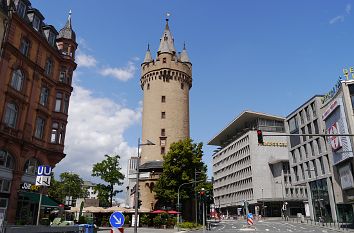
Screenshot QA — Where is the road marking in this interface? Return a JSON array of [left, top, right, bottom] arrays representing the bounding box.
[[265, 229, 269, 231]]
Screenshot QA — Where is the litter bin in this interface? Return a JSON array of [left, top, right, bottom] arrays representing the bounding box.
[[79, 224, 94, 233]]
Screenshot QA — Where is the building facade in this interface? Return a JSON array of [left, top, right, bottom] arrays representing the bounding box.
[[0, 0, 77, 224], [0, 0, 7, 53], [209, 111, 306, 218], [320, 77, 354, 222], [138, 18, 192, 210], [285, 95, 341, 222]]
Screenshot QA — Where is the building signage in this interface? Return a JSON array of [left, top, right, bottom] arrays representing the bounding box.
[[338, 164, 354, 190], [21, 182, 40, 192], [261, 142, 287, 147], [323, 98, 353, 165], [35, 166, 52, 186], [321, 78, 342, 105], [328, 122, 342, 151], [342, 67, 354, 80], [322, 99, 339, 120]]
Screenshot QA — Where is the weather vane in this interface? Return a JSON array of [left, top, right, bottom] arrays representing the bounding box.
[[166, 12, 171, 21]]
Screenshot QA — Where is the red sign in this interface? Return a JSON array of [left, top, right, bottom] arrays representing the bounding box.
[[328, 122, 342, 151]]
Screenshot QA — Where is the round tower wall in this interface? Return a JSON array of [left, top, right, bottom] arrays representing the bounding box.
[[140, 54, 191, 163]]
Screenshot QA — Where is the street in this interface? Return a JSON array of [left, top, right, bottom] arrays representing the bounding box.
[[98, 219, 352, 233]]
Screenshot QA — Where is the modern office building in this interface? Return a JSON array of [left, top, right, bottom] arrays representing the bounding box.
[[285, 95, 342, 222], [209, 111, 306, 217], [0, 0, 77, 224], [320, 76, 354, 222], [138, 18, 192, 210]]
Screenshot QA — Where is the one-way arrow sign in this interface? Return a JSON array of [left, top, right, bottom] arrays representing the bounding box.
[[110, 211, 124, 228]]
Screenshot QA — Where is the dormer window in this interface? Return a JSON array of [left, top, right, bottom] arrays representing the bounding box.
[[33, 15, 41, 31], [17, 1, 26, 18], [48, 31, 56, 46]]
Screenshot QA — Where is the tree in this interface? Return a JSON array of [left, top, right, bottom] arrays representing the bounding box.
[[47, 172, 88, 204], [92, 155, 125, 207], [154, 138, 207, 208]]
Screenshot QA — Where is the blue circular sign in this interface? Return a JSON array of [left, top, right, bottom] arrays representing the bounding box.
[[247, 213, 253, 219], [110, 211, 125, 228]]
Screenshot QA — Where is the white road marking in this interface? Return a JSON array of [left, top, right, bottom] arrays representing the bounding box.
[[265, 229, 269, 231]]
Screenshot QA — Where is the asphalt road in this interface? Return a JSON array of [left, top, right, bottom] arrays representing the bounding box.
[[100, 219, 351, 233], [204, 219, 345, 233]]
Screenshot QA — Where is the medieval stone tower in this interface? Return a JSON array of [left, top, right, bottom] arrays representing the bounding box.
[[139, 18, 192, 210]]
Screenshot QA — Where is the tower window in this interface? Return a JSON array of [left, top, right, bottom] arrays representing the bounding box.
[[163, 58, 166, 63], [160, 139, 166, 146], [161, 112, 166, 119], [161, 129, 165, 136], [161, 147, 165, 155], [147, 83, 150, 90], [181, 83, 184, 89], [161, 96, 166, 103]]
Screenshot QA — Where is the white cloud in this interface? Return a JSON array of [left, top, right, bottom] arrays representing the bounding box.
[[329, 4, 352, 24], [329, 15, 345, 24], [54, 84, 141, 188], [99, 62, 136, 81], [346, 4, 351, 15], [76, 53, 97, 68]]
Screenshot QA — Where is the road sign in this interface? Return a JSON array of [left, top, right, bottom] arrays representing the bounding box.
[[110, 211, 125, 228], [37, 166, 52, 176], [35, 176, 51, 186], [247, 213, 253, 219], [247, 213, 254, 225]]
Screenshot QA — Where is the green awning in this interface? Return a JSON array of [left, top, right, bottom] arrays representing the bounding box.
[[19, 192, 59, 207]]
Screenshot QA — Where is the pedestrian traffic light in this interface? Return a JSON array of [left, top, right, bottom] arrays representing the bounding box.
[[138, 200, 142, 208], [257, 130, 263, 145]]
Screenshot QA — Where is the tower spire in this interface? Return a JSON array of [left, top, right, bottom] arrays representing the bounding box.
[[143, 43, 153, 63], [158, 15, 176, 55], [58, 10, 76, 41]]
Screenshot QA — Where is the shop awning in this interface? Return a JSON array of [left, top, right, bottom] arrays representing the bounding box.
[[19, 192, 59, 207]]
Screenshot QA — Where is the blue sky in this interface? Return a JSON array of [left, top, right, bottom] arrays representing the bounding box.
[[32, 0, 354, 200]]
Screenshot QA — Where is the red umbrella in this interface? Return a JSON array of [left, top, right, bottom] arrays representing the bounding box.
[[167, 210, 181, 214], [151, 210, 167, 214]]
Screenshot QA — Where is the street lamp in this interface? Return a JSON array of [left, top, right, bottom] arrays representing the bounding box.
[[275, 180, 285, 219], [134, 138, 155, 233]]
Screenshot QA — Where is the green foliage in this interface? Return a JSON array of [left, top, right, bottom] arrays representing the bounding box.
[[140, 214, 150, 226], [153, 214, 163, 227], [47, 172, 88, 203], [94, 184, 111, 207], [154, 138, 207, 207], [92, 155, 125, 207], [177, 221, 201, 229], [167, 216, 177, 227], [124, 215, 130, 225], [78, 216, 87, 224]]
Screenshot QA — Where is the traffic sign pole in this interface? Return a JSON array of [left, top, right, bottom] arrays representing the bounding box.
[[36, 187, 43, 226]]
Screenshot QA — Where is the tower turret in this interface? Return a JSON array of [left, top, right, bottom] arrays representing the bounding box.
[[56, 10, 77, 60], [138, 18, 192, 210]]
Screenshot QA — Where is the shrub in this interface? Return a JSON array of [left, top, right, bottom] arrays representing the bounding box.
[[167, 217, 176, 228], [140, 214, 150, 226], [153, 214, 162, 227], [177, 221, 201, 229], [124, 215, 130, 225], [78, 216, 87, 224]]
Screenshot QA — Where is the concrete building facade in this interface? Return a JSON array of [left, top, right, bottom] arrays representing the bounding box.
[[320, 77, 354, 222], [0, 0, 77, 224], [209, 111, 306, 218], [138, 18, 192, 210]]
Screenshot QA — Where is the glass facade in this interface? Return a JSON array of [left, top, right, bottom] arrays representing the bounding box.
[[309, 179, 332, 222]]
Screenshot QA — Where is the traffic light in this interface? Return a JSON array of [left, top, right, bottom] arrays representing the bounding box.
[[200, 189, 205, 202], [138, 200, 142, 208], [257, 130, 264, 145]]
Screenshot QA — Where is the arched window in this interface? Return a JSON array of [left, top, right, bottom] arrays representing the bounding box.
[[0, 150, 14, 169], [4, 102, 18, 128], [23, 158, 40, 175], [10, 69, 24, 91]]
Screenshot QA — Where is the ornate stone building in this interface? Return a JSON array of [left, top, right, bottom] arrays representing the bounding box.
[[0, 0, 77, 224], [138, 18, 192, 210]]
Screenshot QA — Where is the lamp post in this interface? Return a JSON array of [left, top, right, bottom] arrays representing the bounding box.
[[134, 138, 155, 233], [275, 180, 285, 219]]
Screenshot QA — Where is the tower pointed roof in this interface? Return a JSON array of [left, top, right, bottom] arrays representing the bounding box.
[[143, 44, 153, 63], [158, 19, 176, 54], [180, 43, 191, 63], [58, 10, 76, 41]]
